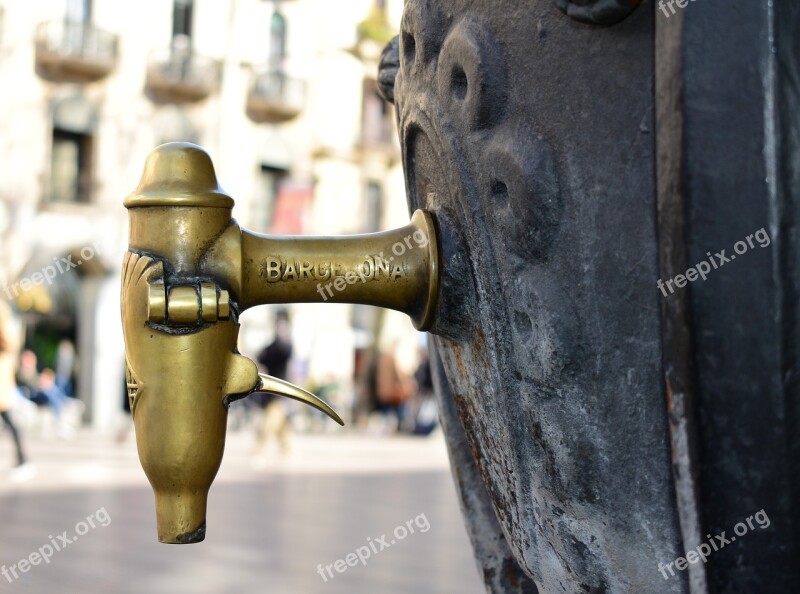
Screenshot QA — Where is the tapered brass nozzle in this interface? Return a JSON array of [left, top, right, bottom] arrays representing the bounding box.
[[121, 143, 439, 543], [155, 491, 208, 544]]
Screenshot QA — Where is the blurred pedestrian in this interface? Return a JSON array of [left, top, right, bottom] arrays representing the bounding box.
[[15, 349, 39, 399], [55, 339, 76, 396], [33, 368, 70, 414], [410, 346, 438, 435], [19, 348, 81, 439], [33, 368, 83, 439], [375, 344, 416, 433], [0, 300, 34, 482], [252, 312, 293, 460]]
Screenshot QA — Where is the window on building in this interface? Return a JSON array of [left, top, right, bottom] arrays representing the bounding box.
[[169, 0, 194, 79], [172, 0, 193, 41], [362, 78, 394, 148], [269, 7, 287, 71], [63, 0, 92, 55], [252, 164, 288, 232], [66, 0, 91, 23], [50, 128, 92, 203], [364, 181, 383, 232]]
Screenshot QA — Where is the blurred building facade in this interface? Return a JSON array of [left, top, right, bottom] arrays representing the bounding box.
[[0, 0, 420, 429]]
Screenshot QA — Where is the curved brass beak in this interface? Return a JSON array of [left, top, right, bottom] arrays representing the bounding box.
[[257, 373, 344, 426]]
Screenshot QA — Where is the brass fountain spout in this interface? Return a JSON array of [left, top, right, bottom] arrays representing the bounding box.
[[121, 143, 439, 543]]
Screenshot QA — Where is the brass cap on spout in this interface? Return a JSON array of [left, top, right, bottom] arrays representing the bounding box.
[[124, 142, 234, 209]]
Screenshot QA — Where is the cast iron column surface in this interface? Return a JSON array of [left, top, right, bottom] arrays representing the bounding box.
[[388, 1, 684, 592], [381, 0, 800, 593]]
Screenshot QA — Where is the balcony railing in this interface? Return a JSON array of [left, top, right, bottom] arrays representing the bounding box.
[[246, 69, 305, 124], [35, 20, 119, 83], [145, 48, 221, 104]]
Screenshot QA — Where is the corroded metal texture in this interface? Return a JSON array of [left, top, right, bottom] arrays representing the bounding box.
[[392, 0, 687, 592], [431, 345, 539, 594]]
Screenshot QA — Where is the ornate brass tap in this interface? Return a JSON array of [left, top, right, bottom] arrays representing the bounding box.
[[121, 143, 439, 544]]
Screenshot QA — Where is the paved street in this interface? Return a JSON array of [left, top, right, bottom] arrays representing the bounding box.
[[0, 426, 484, 594]]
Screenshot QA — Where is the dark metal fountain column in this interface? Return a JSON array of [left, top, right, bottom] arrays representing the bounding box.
[[382, 0, 800, 593], [657, 1, 800, 592]]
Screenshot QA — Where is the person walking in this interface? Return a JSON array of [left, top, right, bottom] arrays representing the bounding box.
[[0, 300, 34, 482], [252, 312, 294, 461], [375, 343, 416, 434]]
